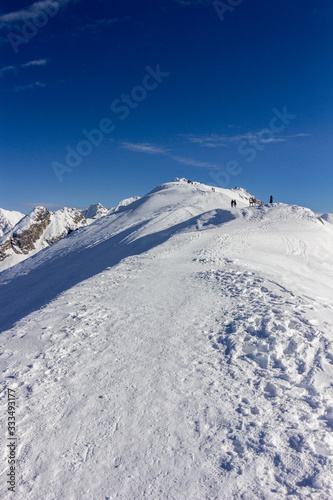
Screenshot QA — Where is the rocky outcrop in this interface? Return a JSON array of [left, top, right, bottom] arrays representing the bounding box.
[[0, 207, 51, 261], [0, 207, 87, 265]]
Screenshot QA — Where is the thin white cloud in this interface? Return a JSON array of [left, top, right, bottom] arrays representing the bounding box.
[[289, 133, 312, 138], [0, 1, 56, 28], [14, 81, 46, 92], [171, 155, 219, 169], [21, 59, 49, 68], [181, 131, 310, 148], [78, 16, 131, 33], [121, 142, 169, 155], [1, 59, 49, 79], [0, 65, 17, 77], [121, 141, 219, 170], [180, 133, 229, 148]]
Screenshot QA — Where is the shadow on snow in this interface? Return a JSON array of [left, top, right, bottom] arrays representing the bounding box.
[[0, 209, 234, 332]]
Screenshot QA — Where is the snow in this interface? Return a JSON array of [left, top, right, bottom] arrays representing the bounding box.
[[7, 206, 48, 236], [0, 180, 333, 499], [320, 213, 333, 225], [0, 207, 86, 272], [0, 208, 24, 238], [108, 196, 141, 214], [82, 203, 109, 222]]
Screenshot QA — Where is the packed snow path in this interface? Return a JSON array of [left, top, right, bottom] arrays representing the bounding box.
[[1, 181, 333, 499]]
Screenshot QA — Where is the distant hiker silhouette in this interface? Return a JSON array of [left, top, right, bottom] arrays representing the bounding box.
[[270, 195, 273, 204]]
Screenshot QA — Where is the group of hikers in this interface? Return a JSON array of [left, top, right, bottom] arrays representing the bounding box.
[[231, 195, 274, 208], [182, 179, 274, 207]]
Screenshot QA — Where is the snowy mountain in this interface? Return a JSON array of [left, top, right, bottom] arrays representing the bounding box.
[[0, 196, 141, 272], [82, 197, 141, 223], [0, 206, 86, 271], [1, 178, 333, 499], [108, 195, 141, 214], [81, 203, 109, 222], [0, 208, 24, 238]]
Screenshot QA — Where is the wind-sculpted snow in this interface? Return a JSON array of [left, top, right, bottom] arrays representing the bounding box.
[[0, 180, 333, 499]]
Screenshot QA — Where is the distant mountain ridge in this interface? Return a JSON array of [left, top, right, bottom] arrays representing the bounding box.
[[0, 206, 86, 269], [0, 196, 141, 272]]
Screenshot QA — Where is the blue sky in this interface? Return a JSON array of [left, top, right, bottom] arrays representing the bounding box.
[[0, 0, 332, 213]]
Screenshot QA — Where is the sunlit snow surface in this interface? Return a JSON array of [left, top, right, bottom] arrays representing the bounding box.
[[1, 180, 333, 499]]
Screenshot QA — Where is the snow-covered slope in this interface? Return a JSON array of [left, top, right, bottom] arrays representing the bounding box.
[[0, 208, 24, 238], [108, 195, 141, 214], [82, 197, 141, 224], [0, 196, 142, 271], [1, 179, 333, 499], [0, 207, 86, 271]]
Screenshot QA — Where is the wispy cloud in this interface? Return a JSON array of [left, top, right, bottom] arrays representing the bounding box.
[[1, 59, 49, 79], [289, 133, 311, 138], [0, 65, 17, 77], [121, 142, 169, 155], [0, 1, 59, 29], [171, 155, 219, 169], [181, 131, 311, 148], [180, 133, 228, 148], [121, 141, 220, 170], [78, 16, 131, 33], [14, 81, 46, 92], [21, 59, 49, 68]]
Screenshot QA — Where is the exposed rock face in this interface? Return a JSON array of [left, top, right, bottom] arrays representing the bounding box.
[[0, 207, 87, 264], [0, 197, 141, 269], [44, 208, 86, 245], [0, 207, 51, 261]]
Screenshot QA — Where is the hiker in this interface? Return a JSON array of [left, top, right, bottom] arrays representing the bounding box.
[[231, 199, 234, 208], [270, 195, 273, 204], [234, 199, 237, 208]]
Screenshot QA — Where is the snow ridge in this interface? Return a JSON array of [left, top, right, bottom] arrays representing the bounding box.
[[0, 179, 332, 499]]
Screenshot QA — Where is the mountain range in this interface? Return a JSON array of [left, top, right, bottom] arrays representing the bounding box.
[[0, 196, 140, 272]]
